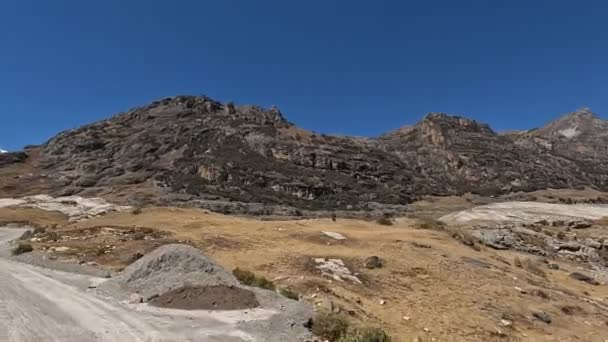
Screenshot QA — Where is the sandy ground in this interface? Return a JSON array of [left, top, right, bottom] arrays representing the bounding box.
[[0, 227, 308, 342]]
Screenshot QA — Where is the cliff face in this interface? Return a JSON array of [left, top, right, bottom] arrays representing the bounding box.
[[2, 97, 607, 213]]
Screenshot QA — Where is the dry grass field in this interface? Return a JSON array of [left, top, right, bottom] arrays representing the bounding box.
[[4, 205, 608, 341]]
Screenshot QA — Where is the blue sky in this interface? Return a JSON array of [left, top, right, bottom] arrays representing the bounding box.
[[1, 0, 607, 150]]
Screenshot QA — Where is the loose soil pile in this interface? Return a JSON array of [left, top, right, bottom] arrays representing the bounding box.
[[108, 244, 238, 299], [150, 285, 259, 310]]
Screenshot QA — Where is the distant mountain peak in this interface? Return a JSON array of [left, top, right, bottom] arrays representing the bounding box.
[[417, 112, 495, 135]]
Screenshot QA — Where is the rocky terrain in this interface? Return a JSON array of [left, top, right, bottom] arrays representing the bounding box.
[[2, 96, 608, 215]]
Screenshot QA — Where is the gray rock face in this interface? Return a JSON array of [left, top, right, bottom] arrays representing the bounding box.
[[4, 97, 608, 213]]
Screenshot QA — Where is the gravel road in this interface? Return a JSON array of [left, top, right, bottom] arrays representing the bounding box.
[[0, 227, 304, 342]]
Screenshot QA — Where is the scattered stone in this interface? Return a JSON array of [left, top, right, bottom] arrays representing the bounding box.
[[548, 263, 560, 270], [364, 256, 384, 269], [532, 311, 552, 324], [570, 221, 592, 229], [314, 258, 362, 284], [514, 287, 527, 294], [321, 231, 346, 240], [379, 299, 386, 305], [570, 272, 600, 285], [403, 316, 411, 321], [411, 242, 431, 249]]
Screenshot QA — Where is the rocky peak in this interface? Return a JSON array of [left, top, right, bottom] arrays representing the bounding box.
[[533, 107, 605, 140], [418, 113, 494, 134]]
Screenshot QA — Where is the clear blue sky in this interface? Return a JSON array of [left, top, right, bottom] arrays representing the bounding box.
[[1, 0, 607, 151]]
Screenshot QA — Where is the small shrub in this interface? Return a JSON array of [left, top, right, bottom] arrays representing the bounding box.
[[376, 217, 393, 226], [279, 287, 300, 300], [312, 313, 349, 341], [255, 276, 276, 291], [131, 207, 143, 215], [232, 268, 276, 290], [12, 242, 33, 255], [233, 268, 256, 286], [331, 213, 337, 222], [33, 227, 46, 235], [339, 327, 392, 342]]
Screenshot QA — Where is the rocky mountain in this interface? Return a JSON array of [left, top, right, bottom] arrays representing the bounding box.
[[1, 96, 607, 214]]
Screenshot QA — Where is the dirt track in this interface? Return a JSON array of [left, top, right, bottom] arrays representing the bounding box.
[[0, 227, 302, 342]]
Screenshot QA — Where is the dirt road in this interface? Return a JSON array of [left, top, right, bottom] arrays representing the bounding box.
[[0, 227, 289, 342]]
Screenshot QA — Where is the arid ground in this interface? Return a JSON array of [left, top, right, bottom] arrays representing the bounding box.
[[3, 197, 608, 341]]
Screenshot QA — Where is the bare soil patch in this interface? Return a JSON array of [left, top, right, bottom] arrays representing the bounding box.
[[150, 285, 259, 310]]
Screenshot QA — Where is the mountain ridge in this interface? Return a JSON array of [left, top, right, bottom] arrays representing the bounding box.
[[1, 95, 608, 215]]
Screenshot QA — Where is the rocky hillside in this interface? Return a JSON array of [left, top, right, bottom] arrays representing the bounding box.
[[1, 96, 607, 214]]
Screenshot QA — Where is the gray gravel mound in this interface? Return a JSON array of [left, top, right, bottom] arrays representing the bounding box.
[[111, 244, 238, 298]]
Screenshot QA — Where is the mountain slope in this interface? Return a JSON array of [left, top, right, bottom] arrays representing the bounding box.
[[1, 96, 608, 214]]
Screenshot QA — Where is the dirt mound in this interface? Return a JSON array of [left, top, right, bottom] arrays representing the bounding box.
[[150, 285, 259, 310], [111, 244, 237, 298]]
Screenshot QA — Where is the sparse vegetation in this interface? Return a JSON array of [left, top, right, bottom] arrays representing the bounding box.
[[414, 217, 446, 231], [312, 313, 350, 341], [131, 207, 143, 215], [132, 232, 146, 240], [232, 268, 276, 290], [376, 217, 393, 226], [338, 327, 392, 342], [521, 258, 547, 277], [12, 242, 33, 255], [279, 287, 300, 300]]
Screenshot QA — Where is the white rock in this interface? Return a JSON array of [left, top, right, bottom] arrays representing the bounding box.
[[314, 258, 362, 284], [128, 293, 143, 304], [321, 231, 346, 240]]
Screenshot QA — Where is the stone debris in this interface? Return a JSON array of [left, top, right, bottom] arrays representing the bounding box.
[[314, 258, 362, 284], [532, 311, 552, 324]]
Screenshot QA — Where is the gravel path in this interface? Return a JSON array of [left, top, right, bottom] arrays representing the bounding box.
[[0, 227, 311, 342]]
